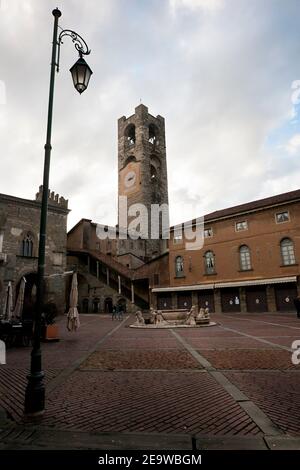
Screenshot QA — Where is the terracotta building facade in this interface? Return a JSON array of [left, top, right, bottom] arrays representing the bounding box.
[[152, 190, 300, 313]]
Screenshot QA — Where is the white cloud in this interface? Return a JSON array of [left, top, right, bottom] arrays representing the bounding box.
[[170, 0, 224, 13], [0, 80, 5, 105], [0, 0, 300, 231], [286, 133, 300, 155]]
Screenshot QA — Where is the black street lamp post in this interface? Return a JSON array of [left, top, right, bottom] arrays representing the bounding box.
[[24, 8, 92, 416]]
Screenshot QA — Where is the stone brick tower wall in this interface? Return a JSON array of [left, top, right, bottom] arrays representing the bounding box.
[[117, 104, 169, 261], [0, 189, 69, 317]]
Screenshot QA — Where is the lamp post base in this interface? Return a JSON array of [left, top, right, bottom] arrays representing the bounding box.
[[24, 372, 45, 416]]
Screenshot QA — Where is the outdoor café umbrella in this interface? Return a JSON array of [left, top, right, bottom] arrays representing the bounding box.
[[13, 277, 26, 320], [67, 272, 80, 332], [3, 281, 13, 321]]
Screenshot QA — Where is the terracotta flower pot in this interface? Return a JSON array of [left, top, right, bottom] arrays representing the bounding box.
[[44, 324, 59, 341]]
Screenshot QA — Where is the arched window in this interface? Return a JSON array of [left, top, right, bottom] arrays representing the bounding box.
[[204, 251, 215, 274], [125, 124, 135, 145], [149, 124, 159, 145], [22, 234, 33, 257], [280, 238, 296, 265], [150, 155, 160, 184], [239, 245, 252, 270], [124, 155, 137, 167], [150, 165, 157, 181], [175, 256, 184, 277], [93, 298, 100, 313]]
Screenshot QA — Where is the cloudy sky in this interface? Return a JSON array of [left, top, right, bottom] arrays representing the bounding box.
[[1, 0, 300, 230]]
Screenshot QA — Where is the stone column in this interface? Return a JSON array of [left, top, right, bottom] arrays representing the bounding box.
[[214, 288, 222, 313], [239, 287, 247, 313], [99, 296, 105, 313], [87, 255, 90, 273], [88, 296, 92, 313], [96, 261, 99, 279], [192, 291, 198, 310], [171, 292, 177, 309], [151, 290, 157, 309], [118, 275, 121, 294], [297, 276, 300, 296], [131, 282, 135, 304], [266, 285, 276, 312], [106, 268, 109, 286]]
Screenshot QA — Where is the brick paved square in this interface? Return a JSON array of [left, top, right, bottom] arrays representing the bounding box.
[[198, 349, 300, 370], [97, 338, 183, 350], [261, 336, 300, 348], [42, 370, 261, 436], [80, 350, 202, 370], [225, 371, 300, 436], [1, 313, 300, 445]]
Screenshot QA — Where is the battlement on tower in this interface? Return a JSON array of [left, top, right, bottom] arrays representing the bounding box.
[[35, 185, 68, 209]]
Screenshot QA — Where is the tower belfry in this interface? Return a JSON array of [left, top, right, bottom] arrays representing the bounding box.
[[117, 104, 169, 263]]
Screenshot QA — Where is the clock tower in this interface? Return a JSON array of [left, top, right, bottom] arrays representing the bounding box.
[[117, 104, 169, 263]]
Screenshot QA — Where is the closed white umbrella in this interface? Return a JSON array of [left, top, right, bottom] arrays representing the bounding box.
[[3, 281, 13, 321], [13, 277, 26, 321], [67, 272, 80, 332]]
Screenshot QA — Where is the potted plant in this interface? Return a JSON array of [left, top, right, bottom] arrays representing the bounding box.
[[42, 302, 59, 341]]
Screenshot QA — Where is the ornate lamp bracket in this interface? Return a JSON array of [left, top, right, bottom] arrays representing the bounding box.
[[56, 29, 91, 72]]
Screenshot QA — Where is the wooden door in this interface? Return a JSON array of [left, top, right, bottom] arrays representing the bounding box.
[[246, 287, 267, 312], [198, 290, 215, 312], [275, 284, 297, 311], [221, 288, 241, 312], [177, 292, 192, 310]]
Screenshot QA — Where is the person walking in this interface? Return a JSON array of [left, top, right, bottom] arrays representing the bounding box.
[[112, 305, 117, 320], [293, 295, 300, 318]]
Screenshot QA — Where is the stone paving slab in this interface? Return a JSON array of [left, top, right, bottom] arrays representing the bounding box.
[[187, 337, 277, 350], [177, 328, 242, 338], [264, 436, 300, 450], [231, 329, 300, 338], [260, 336, 300, 348], [1, 427, 193, 450], [195, 436, 268, 450]]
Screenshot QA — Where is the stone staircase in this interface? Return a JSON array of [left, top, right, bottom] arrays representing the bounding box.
[[67, 248, 149, 310]]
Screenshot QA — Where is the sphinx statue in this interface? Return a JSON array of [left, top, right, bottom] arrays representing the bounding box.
[[204, 307, 210, 319], [156, 310, 165, 325], [196, 307, 205, 320], [185, 305, 197, 326], [135, 310, 145, 326], [196, 306, 210, 324], [150, 307, 158, 324]]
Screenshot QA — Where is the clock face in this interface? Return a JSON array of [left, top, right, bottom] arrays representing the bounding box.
[[120, 161, 140, 195], [124, 170, 137, 188]]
